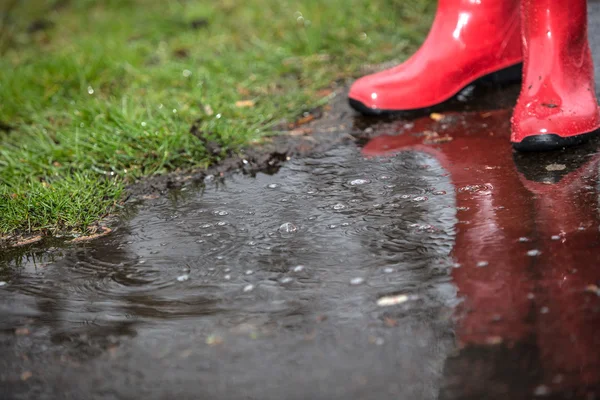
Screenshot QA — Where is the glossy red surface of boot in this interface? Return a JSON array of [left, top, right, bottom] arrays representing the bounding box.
[[511, 0, 600, 151], [348, 0, 522, 114]]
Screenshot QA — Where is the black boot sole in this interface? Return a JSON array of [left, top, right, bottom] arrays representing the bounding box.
[[512, 130, 598, 152]]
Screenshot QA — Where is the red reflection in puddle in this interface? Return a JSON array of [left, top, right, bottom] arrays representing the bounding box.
[[362, 110, 600, 391]]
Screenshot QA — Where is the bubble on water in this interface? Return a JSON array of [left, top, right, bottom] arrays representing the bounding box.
[[327, 224, 337, 229], [201, 223, 213, 229], [279, 222, 298, 234], [527, 249, 542, 257], [341, 222, 350, 227], [224, 268, 231, 273], [433, 190, 447, 195], [476, 261, 489, 268], [243, 284, 254, 292], [307, 189, 318, 194], [518, 237, 530, 243], [217, 221, 227, 226], [413, 196, 428, 202], [379, 175, 391, 180], [87, 86, 94, 94], [293, 265, 305, 272], [177, 274, 190, 282], [0, 281, 7, 287], [350, 277, 364, 285], [383, 267, 394, 274], [196, 240, 205, 244], [333, 203, 346, 210], [245, 270, 254, 275], [350, 179, 370, 186], [214, 210, 229, 216], [279, 277, 293, 284], [267, 183, 279, 189], [224, 274, 231, 280], [551, 235, 561, 240]]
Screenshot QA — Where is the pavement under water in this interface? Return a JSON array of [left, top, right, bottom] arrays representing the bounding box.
[[2, 101, 600, 399], [3, 5, 600, 400]]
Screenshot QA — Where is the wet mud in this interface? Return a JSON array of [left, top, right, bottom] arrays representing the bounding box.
[[2, 3, 600, 400]]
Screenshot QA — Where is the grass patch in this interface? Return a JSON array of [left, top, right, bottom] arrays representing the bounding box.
[[0, 0, 434, 236]]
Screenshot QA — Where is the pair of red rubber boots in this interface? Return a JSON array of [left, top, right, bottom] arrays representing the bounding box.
[[349, 0, 600, 151]]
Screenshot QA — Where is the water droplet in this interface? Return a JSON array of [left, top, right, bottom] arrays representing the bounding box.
[[87, 86, 94, 94], [279, 222, 298, 234], [350, 277, 364, 285], [333, 203, 346, 210], [476, 261, 489, 268], [177, 274, 190, 282], [182, 69, 192, 77], [243, 284, 254, 292], [141, 121, 147, 127], [350, 179, 370, 186], [293, 265, 305, 272], [527, 249, 542, 257]]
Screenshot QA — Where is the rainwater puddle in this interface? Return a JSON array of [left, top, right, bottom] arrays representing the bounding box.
[[2, 107, 600, 399]]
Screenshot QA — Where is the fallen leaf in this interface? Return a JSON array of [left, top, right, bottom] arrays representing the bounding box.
[[287, 128, 313, 136], [430, 112, 444, 121], [21, 371, 32, 381], [235, 100, 255, 108], [70, 227, 112, 243], [15, 327, 30, 336], [13, 236, 43, 247], [206, 335, 223, 345]]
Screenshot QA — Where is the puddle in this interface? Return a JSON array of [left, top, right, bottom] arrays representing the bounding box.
[[2, 106, 600, 399], [3, 4, 600, 397]]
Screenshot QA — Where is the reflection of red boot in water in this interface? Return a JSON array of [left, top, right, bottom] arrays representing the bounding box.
[[362, 113, 600, 393], [516, 157, 600, 389], [351, 0, 600, 151]]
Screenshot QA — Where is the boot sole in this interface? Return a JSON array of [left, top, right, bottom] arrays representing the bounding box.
[[348, 63, 523, 116], [511, 130, 598, 152]]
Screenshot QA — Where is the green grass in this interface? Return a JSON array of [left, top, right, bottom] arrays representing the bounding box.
[[0, 0, 434, 237]]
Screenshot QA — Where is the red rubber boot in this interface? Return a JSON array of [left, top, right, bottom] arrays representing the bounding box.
[[511, 0, 600, 151], [348, 0, 522, 114]]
